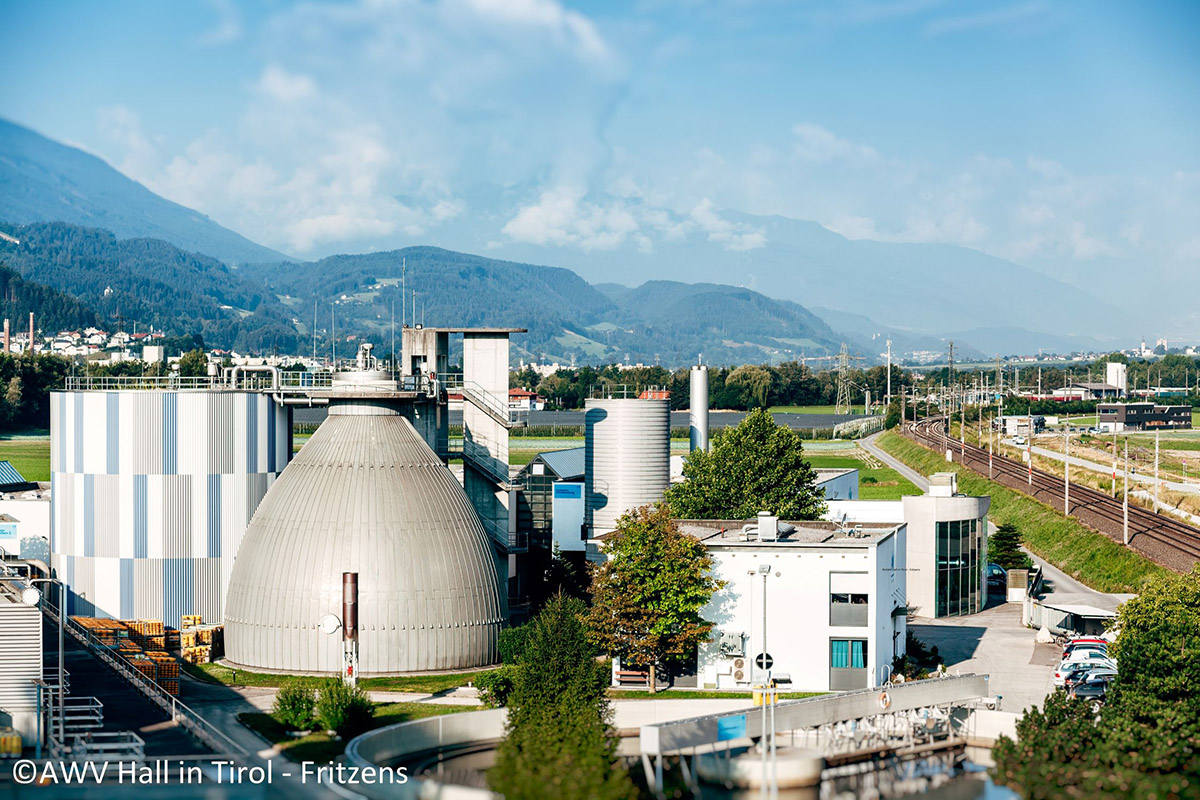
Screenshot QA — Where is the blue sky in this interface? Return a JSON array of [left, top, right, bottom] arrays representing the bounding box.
[[2, 0, 1198, 283]]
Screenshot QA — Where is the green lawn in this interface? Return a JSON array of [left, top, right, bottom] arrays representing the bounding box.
[[805, 453, 922, 500], [188, 662, 499, 693], [240, 702, 470, 763], [877, 431, 1166, 593], [0, 436, 51, 481]]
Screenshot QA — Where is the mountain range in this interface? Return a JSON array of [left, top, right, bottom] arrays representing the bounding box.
[[0, 119, 287, 266], [0, 118, 1136, 362]]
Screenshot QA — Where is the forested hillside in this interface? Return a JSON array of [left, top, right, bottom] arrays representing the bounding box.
[[248, 247, 842, 366], [0, 264, 100, 334], [0, 222, 300, 352]]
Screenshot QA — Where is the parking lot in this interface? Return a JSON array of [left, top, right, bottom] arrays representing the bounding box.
[[910, 602, 1060, 714]]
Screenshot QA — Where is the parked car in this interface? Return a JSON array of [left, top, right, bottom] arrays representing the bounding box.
[[1062, 637, 1109, 660], [987, 564, 1008, 593], [1064, 646, 1109, 664], [1064, 665, 1116, 691], [1054, 658, 1116, 688], [1012, 435, 1027, 446], [1082, 667, 1118, 684], [1070, 678, 1110, 702]]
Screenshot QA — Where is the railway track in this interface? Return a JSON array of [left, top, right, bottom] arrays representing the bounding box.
[[902, 416, 1200, 572]]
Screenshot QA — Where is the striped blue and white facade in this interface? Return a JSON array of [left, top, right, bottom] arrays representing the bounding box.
[[50, 390, 290, 627]]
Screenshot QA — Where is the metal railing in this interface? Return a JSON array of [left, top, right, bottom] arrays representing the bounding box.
[[443, 376, 515, 426], [51, 696, 104, 734], [47, 607, 249, 757], [66, 731, 146, 763]]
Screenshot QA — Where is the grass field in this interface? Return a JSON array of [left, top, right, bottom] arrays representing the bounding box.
[[805, 453, 922, 500], [769, 405, 862, 415], [877, 431, 1166, 593], [0, 436, 51, 481], [187, 662, 501, 693]]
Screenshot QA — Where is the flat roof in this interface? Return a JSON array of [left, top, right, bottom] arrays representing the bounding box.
[[408, 327, 527, 334], [815, 468, 856, 480], [676, 518, 899, 547]]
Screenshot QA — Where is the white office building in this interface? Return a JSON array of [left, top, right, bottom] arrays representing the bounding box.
[[684, 514, 907, 692], [825, 473, 991, 619]]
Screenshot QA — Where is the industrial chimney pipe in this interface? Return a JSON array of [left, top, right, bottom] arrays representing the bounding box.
[[689, 363, 709, 452], [342, 572, 359, 686]]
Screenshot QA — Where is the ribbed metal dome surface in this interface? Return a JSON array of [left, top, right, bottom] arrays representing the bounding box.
[[223, 405, 504, 674]]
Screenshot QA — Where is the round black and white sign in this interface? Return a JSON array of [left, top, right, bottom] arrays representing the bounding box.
[[755, 652, 774, 670]]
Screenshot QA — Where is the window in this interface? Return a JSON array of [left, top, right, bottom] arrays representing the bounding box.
[[935, 515, 986, 618], [830, 593, 869, 627], [830, 638, 869, 690]]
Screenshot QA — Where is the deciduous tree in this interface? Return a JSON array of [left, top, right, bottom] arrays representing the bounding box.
[[586, 504, 723, 693], [665, 407, 826, 520]]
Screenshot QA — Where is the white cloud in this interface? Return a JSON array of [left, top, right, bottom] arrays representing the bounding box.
[[256, 65, 317, 103], [502, 186, 639, 250], [1067, 222, 1116, 260], [792, 123, 879, 165], [924, 2, 1048, 36], [97, 106, 160, 179], [197, 0, 243, 46], [462, 0, 609, 60], [688, 200, 766, 251]]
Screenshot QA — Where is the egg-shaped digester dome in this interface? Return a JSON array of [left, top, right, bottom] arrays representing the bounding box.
[[223, 400, 505, 674]]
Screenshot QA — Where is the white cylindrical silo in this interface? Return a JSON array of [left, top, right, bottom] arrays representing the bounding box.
[[690, 365, 709, 452], [585, 398, 670, 537], [50, 389, 290, 628]]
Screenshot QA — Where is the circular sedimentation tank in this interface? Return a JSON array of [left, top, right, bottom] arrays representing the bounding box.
[[223, 389, 505, 675]]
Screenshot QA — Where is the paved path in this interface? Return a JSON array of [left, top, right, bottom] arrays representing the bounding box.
[[862, 433, 930, 491], [909, 604, 1057, 714], [1030, 444, 1200, 494], [1021, 547, 1135, 614]]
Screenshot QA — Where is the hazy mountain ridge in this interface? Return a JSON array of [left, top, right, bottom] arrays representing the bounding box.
[[247, 248, 842, 365], [0, 119, 288, 266]]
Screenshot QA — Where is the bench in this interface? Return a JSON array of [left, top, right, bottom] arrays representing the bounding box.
[[614, 669, 650, 687]]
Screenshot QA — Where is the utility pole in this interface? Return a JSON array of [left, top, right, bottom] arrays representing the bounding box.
[[1154, 431, 1160, 512], [1064, 417, 1070, 516], [1123, 439, 1130, 545], [886, 339, 892, 408], [988, 408, 994, 479], [1111, 428, 1118, 495], [1027, 413, 1033, 486], [1038, 366, 1043, 398]]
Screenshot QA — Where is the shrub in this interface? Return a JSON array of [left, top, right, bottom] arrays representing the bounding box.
[[498, 625, 530, 664], [272, 680, 317, 731], [316, 679, 374, 736], [475, 665, 519, 708]]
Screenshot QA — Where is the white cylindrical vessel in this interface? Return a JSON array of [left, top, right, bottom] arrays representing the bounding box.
[[690, 365, 709, 452], [50, 390, 290, 627], [585, 398, 670, 537]]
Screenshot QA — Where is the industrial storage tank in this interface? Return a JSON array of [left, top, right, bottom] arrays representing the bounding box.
[[222, 388, 505, 675], [584, 397, 670, 537], [50, 389, 289, 627]]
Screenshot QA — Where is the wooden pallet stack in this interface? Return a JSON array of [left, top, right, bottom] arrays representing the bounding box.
[[71, 617, 130, 648]]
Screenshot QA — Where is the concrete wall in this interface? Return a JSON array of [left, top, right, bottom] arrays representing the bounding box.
[[901, 494, 990, 618], [817, 469, 859, 501]]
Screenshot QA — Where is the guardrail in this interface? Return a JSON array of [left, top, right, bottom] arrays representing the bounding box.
[[46, 606, 249, 757]]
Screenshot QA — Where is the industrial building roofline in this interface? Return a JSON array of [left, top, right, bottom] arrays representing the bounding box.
[[404, 326, 527, 334], [672, 518, 901, 546]]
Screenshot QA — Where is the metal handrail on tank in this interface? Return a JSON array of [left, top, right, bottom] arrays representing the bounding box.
[[592, 383, 670, 399]]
